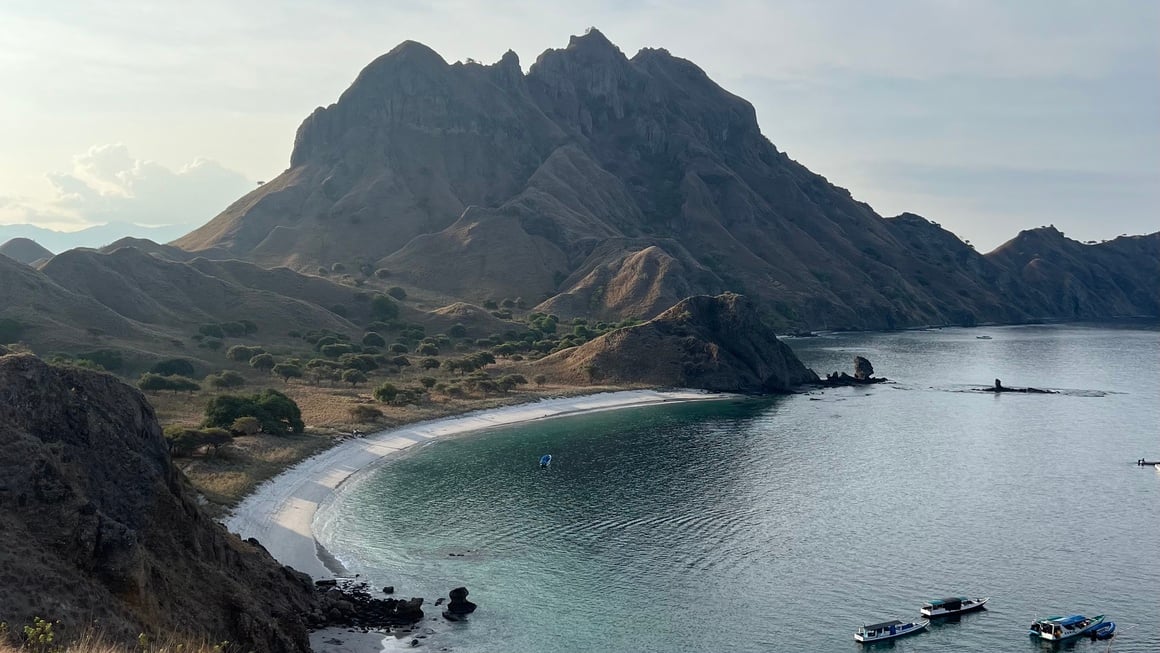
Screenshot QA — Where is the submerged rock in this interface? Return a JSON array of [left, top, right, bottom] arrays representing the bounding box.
[[978, 378, 1056, 394]]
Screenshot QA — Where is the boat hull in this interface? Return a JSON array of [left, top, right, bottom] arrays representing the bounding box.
[[1028, 615, 1105, 641], [854, 620, 929, 643], [921, 597, 989, 618]]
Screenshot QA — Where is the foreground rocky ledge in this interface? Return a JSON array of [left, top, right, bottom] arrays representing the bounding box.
[[0, 353, 429, 651]]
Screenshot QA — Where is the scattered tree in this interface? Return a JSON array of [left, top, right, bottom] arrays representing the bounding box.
[[387, 286, 407, 300], [371, 294, 399, 320], [272, 363, 303, 383], [342, 369, 367, 386], [151, 358, 195, 377], [198, 324, 224, 339], [372, 382, 398, 403], [207, 370, 246, 389], [203, 389, 303, 436], [362, 332, 386, 347], [227, 345, 265, 362], [249, 353, 276, 372]]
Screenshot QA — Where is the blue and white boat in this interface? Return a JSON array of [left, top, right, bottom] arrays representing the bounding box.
[[854, 619, 929, 643], [539, 454, 552, 468], [1028, 614, 1105, 641]]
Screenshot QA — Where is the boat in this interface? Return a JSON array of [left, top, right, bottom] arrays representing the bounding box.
[[976, 335, 993, 339], [1028, 614, 1105, 641], [539, 454, 552, 468], [1090, 621, 1115, 640], [921, 596, 989, 618], [854, 619, 929, 643]]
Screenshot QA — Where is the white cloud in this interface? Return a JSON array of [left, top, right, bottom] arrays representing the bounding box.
[[0, 144, 252, 229]]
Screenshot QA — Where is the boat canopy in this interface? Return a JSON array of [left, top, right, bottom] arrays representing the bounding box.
[[927, 597, 965, 607], [1057, 615, 1086, 626], [862, 620, 903, 631]]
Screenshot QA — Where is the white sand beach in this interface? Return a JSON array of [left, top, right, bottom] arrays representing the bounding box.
[[225, 389, 730, 580]]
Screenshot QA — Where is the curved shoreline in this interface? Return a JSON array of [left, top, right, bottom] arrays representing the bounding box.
[[224, 389, 732, 580]]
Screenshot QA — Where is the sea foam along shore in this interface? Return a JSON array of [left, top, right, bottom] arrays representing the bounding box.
[[225, 389, 731, 581]]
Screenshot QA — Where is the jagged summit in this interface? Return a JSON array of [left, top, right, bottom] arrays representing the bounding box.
[[172, 30, 1160, 329]]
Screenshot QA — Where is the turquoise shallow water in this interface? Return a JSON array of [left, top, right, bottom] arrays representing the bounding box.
[[315, 324, 1160, 652]]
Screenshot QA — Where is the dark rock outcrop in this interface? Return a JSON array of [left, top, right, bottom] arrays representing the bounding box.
[[319, 581, 424, 628], [819, 356, 888, 387], [853, 356, 874, 381], [0, 354, 318, 651], [442, 586, 477, 621], [535, 293, 819, 393]]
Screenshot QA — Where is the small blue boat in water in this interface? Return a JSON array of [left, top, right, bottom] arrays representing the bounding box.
[[539, 454, 552, 468], [1090, 621, 1115, 640]]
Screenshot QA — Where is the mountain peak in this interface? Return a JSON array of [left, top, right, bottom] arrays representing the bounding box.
[[568, 27, 617, 51], [0, 237, 53, 265], [382, 40, 447, 66]]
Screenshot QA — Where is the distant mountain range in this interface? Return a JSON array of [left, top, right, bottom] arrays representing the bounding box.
[[0, 222, 190, 254], [171, 29, 1158, 330], [1, 29, 1155, 362]]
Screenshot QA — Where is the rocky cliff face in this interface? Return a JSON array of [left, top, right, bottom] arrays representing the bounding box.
[[535, 293, 819, 393], [173, 29, 1160, 329], [0, 354, 318, 650]]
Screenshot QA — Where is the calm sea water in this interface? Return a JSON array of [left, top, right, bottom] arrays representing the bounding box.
[[314, 324, 1160, 652]]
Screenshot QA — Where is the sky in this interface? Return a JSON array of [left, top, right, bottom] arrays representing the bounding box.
[[0, 0, 1156, 252]]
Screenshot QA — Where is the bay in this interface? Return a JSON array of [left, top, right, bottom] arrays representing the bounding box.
[[314, 323, 1160, 652]]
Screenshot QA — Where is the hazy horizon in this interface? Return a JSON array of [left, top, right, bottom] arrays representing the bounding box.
[[1, 1, 1156, 251]]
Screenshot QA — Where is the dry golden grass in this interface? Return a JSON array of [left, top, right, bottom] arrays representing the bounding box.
[[0, 626, 230, 653], [144, 368, 622, 514]]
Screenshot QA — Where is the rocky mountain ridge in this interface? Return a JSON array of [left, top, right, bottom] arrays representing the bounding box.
[[172, 29, 1160, 330]]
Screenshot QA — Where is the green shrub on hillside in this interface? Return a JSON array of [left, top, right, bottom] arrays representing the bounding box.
[[203, 389, 303, 436], [76, 349, 124, 371], [248, 353, 276, 371], [341, 369, 367, 386], [226, 345, 265, 362], [198, 324, 225, 339], [151, 358, 196, 377], [371, 294, 399, 320], [163, 425, 232, 457], [206, 370, 246, 389], [138, 373, 200, 395], [349, 404, 383, 422], [271, 363, 303, 382]]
